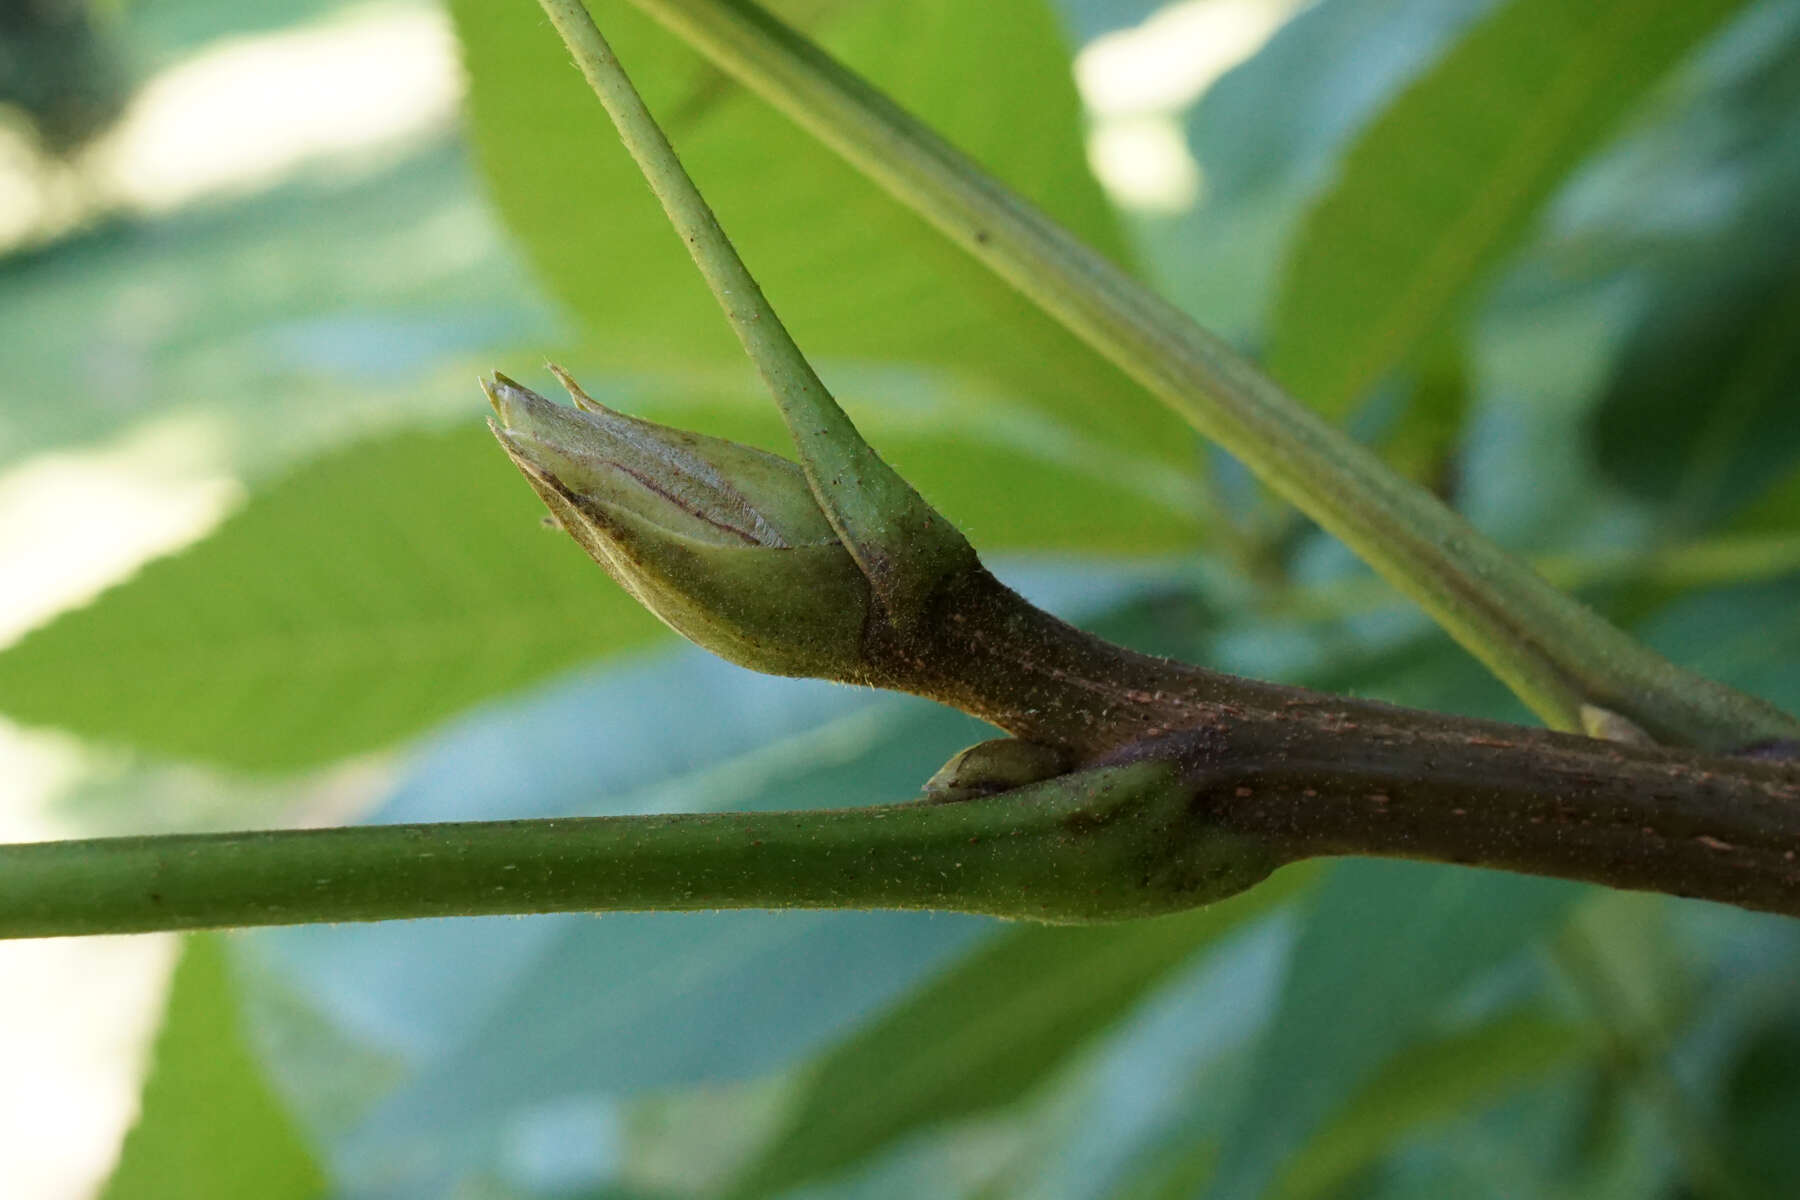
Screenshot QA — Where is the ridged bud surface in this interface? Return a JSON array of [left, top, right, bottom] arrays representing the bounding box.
[[487, 371, 871, 680]]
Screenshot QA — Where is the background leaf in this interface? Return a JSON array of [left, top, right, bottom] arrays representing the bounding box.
[[1203, 862, 1585, 1200], [1718, 1011, 1800, 1196], [729, 866, 1317, 1199], [1637, 575, 1800, 715], [0, 140, 550, 472], [448, 0, 1191, 465], [1272, 1010, 1594, 1200], [100, 934, 325, 1200], [1589, 212, 1800, 534], [0, 423, 664, 770], [1267, 0, 1749, 424], [1146, 0, 1493, 341]]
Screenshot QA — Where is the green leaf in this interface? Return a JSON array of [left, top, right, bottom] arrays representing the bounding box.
[[0, 423, 665, 770], [726, 865, 1318, 1199], [1736, 465, 1800, 537], [1639, 576, 1800, 715], [1160, 0, 1493, 340], [1590, 228, 1800, 534], [100, 934, 325, 1200], [1267, 0, 1750, 422], [0, 387, 1193, 769], [448, 0, 1189, 464], [1719, 1014, 1800, 1196], [1380, 337, 1472, 494], [1203, 862, 1584, 1200], [1272, 1010, 1594, 1200]]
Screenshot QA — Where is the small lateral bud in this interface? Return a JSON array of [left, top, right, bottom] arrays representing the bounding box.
[[1579, 704, 1656, 747]]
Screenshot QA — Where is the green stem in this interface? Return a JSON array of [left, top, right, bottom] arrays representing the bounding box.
[[1281, 531, 1800, 626], [535, 0, 971, 621], [0, 762, 1275, 939], [598, 0, 1799, 753], [5, 703, 1797, 939]]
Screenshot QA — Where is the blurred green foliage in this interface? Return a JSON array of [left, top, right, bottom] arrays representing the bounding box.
[[0, 0, 127, 155], [449, 0, 1186, 468], [1266, 0, 1750, 429], [1, 0, 1798, 1196], [100, 935, 325, 1200]]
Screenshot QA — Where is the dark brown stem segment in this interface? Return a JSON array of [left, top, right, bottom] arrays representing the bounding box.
[[873, 567, 1543, 758], [868, 566, 1322, 757], [1171, 710, 1800, 917], [873, 566, 1800, 915]]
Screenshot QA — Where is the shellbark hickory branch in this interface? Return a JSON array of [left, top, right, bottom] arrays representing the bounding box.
[[2, 699, 1795, 938], [486, 0, 1800, 923], [483, 370, 1800, 921]]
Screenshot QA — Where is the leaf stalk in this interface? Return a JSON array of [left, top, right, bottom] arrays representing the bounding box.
[[602, 0, 1799, 752]]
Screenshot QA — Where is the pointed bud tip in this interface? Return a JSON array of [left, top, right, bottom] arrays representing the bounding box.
[[546, 362, 611, 415], [483, 372, 608, 462], [483, 371, 545, 429]]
